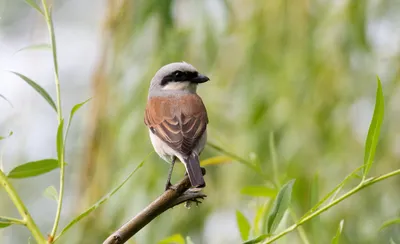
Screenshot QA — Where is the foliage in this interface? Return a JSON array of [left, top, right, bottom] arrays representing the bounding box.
[[1, 1, 400, 244]]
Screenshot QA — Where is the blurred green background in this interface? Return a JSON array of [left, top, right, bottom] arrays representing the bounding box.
[[1, 0, 400, 243]]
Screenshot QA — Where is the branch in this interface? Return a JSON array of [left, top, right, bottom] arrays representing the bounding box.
[[0, 169, 45, 243], [261, 168, 400, 244], [103, 168, 207, 244]]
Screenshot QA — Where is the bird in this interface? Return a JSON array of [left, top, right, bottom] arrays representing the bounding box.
[[144, 62, 209, 191]]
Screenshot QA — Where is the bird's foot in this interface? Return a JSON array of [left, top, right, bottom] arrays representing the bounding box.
[[164, 181, 177, 191], [184, 189, 206, 208]]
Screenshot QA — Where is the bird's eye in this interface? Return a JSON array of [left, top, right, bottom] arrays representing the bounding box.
[[174, 71, 184, 78]]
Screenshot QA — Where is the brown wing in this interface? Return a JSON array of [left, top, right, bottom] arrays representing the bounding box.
[[144, 94, 208, 156]]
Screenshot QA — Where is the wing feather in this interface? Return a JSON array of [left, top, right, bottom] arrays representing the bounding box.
[[144, 94, 208, 156]]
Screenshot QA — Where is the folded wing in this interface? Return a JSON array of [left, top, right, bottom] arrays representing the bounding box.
[[144, 94, 208, 156]]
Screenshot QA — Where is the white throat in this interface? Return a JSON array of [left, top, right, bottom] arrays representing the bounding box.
[[162, 81, 197, 92]]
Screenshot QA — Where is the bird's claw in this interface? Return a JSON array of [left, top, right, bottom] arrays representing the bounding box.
[[165, 181, 177, 191], [184, 197, 205, 208], [183, 190, 206, 208]]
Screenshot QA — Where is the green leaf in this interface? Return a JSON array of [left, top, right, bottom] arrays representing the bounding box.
[[261, 199, 275, 234], [200, 156, 232, 166], [24, 0, 44, 15], [64, 98, 91, 144], [43, 185, 59, 202], [0, 217, 12, 228], [240, 186, 276, 197], [379, 218, 400, 231], [0, 131, 13, 141], [363, 77, 384, 178], [390, 239, 397, 244], [54, 157, 148, 241], [16, 44, 51, 54], [7, 159, 59, 178], [269, 132, 280, 185], [0, 94, 13, 107], [158, 234, 185, 244], [266, 179, 295, 234], [10, 72, 57, 112], [252, 204, 267, 236], [47, 9, 60, 77], [331, 219, 344, 244], [186, 236, 195, 244], [0, 217, 24, 228], [243, 234, 269, 244], [236, 210, 251, 241], [57, 120, 64, 161]]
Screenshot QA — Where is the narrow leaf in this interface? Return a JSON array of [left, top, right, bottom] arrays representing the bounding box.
[[64, 98, 91, 144], [0, 217, 24, 228], [7, 159, 59, 178], [186, 236, 195, 244], [236, 210, 251, 241], [54, 157, 147, 241], [16, 44, 51, 54], [0, 217, 12, 228], [363, 77, 384, 178], [43, 185, 59, 202], [10, 72, 57, 112], [47, 9, 60, 76], [331, 219, 344, 244], [200, 156, 232, 166], [0, 94, 13, 107], [269, 132, 280, 185], [266, 179, 295, 234], [240, 186, 276, 197], [70, 98, 91, 121], [0, 131, 13, 141], [57, 120, 64, 161], [24, 0, 44, 15], [158, 234, 185, 244], [379, 218, 400, 231], [252, 204, 267, 236], [260, 200, 274, 235], [243, 234, 269, 244], [390, 239, 397, 244]]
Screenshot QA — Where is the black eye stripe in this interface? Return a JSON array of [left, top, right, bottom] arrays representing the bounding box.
[[160, 70, 199, 86], [174, 71, 185, 80], [174, 71, 184, 77]]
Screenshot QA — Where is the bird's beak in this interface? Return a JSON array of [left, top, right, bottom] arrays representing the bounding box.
[[191, 74, 209, 84]]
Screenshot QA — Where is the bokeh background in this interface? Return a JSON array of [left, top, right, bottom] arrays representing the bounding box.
[[1, 0, 400, 243]]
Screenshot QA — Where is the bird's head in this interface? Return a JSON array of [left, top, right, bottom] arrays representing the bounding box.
[[149, 62, 209, 94]]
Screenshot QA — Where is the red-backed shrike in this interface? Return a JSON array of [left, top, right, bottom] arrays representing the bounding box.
[[144, 62, 209, 190]]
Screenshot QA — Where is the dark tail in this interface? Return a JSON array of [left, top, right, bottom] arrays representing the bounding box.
[[184, 154, 205, 188]]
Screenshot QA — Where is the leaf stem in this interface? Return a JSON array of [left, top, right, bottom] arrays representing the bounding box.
[[207, 142, 266, 177], [40, 2, 61, 120], [263, 168, 400, 244], [40, 0, 64, 240], [0, 169, 45, 243], [0, 216, 26, 225]]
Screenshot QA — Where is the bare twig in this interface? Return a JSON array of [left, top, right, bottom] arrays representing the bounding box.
[[103, 168, 207, 244]]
